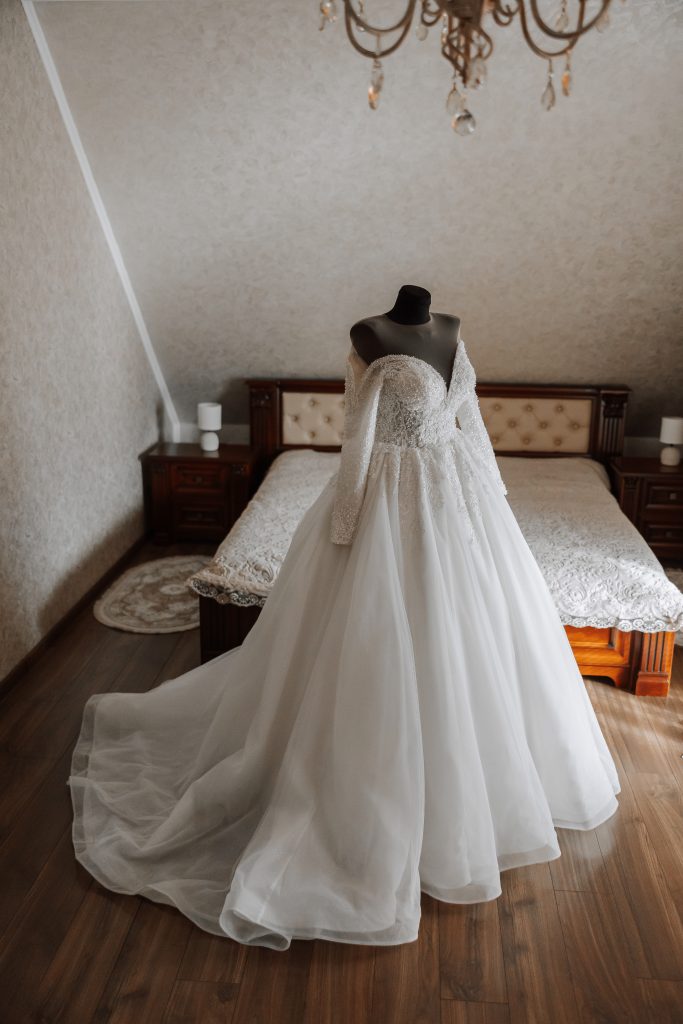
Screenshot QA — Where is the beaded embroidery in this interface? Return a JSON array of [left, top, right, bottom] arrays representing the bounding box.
[[330, 340, 507, 547]]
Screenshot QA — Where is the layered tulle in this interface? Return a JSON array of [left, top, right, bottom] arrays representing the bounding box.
[[69, 438, 619, 951]]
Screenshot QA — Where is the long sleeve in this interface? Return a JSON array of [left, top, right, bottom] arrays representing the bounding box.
[[330, 355, 384, 545], [455, 390, 508, 497]]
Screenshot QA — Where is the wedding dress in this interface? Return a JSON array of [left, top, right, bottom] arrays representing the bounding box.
[[68, 339, 620, 951]]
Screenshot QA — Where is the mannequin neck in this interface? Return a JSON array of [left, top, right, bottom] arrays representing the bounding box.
[[386, 285, 431, 325]]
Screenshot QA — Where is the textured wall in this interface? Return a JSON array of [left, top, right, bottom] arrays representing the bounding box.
[[35, 0, 683, 438], [0, 0, 164, 680]]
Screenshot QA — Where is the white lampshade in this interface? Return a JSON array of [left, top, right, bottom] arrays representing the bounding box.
[[660, 416, 683, 445], [197, 402, 222, 431]]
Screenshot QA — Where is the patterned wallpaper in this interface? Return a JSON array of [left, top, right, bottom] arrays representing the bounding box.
[[0, 1, 163, 680], [35, 0, 683, 438]]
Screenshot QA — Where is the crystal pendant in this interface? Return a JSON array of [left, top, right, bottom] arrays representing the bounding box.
[[371, 59, 384, 91], [468, 55, 487, 89], [452, 110, 476, 136], [446, 84, 466, 116], [368, 59, 383, 110], [416, 22, 428, 41], [561, 56, 571, 97], [596, 6, 610, 32], [541, 78, 556, 111], [318, 0, 337, 31], [555, 7, 569, 32], [541, 63, 556, 111]]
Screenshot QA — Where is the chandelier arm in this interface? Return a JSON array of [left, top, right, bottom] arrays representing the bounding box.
[[343, 7, 415, 60], [527, 0, 611, 41], [492, 0, 519, 28], [343, 0, 418, 37], [515, 0, 583, 59], [422, 0, 445, 18]]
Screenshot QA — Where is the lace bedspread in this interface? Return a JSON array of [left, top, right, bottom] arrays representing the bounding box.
[[187, 449, 683, 632]]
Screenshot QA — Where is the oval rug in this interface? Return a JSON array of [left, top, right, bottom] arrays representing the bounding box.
[[93, 555, 209, 633]]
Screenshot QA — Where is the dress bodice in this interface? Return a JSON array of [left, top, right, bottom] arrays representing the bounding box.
[[347, 345, 468, 450], [331, 340, 507, 545]]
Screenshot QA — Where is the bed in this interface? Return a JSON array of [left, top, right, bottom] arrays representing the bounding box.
[[188, 373, 683, 696]]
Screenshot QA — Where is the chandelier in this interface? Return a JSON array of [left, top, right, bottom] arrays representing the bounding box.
[[318, 1, 617, 135]]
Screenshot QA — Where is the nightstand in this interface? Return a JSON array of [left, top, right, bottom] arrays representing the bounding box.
[[609, 457, 683, 564], [140, 443, 255, 544]]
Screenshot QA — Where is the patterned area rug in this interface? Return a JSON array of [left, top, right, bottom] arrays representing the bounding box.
[[93, 555, 209, 633], [664, 566, 683, 647]]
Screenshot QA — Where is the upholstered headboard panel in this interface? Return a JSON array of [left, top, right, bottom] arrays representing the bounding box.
[[479, 396, 593, 453], [247, 374, 629, 483], [281, 391, 346, 446]]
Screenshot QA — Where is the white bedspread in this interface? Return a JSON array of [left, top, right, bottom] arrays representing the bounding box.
[[188, 449, 683, 633]]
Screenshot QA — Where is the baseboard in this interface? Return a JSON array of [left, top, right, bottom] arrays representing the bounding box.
[[0, 531, 149, 702]]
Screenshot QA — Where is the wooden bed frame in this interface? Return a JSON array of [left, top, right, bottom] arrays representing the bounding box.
[[199, 374, 675, 697]]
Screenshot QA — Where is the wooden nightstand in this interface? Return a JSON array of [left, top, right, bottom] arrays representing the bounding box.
[[140, 443, 255, 544], [609, 457, 683, 564]]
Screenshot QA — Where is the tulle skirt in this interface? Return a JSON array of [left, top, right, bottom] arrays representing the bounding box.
[[68, 441, 620, 950]]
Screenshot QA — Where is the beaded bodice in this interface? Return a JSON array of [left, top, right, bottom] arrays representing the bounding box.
[[348, 345, 467, 448], [330, 340, 508, 545]]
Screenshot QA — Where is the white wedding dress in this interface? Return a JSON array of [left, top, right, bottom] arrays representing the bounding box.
[[69, 339, 620, 950]]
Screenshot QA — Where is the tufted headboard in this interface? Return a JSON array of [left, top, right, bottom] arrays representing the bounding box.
[[246, 373, 630, 485]]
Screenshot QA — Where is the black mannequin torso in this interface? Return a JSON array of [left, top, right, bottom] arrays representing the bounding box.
[[350, 285, 460, 388]]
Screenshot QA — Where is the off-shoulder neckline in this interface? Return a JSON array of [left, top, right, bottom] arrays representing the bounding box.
[[350, 340, 465, 400]]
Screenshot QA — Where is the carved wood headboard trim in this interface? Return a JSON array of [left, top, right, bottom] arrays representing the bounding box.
[[246, 375, 630, 486]]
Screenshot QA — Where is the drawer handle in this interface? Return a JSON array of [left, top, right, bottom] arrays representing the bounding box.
[[669, 492, 679, 502], [184, 510, 216, 522]]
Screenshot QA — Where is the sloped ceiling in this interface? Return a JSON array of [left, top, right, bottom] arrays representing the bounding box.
[[35, 0, 682, 435]]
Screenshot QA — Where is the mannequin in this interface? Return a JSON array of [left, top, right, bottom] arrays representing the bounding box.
[[350, 285, 460, 388]]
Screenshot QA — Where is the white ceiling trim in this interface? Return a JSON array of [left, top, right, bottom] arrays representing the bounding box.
[[22, 0, 181, 442]]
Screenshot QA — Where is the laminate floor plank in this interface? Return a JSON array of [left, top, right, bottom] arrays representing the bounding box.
[[91, 900, 193, 1024], [0, 611, 108, 749], [441, 1000, 511, 1024], [555, 889, 644, 1024], [0, 631, 182, 942], [0, 748, 55, 842], [628, 770, 683, 925], [591, 677, 679, 782], [0, 827, 89, 1024], [162, 979, 240, 1024], [0, 747, 81, 940], [32, 882, 138, 1024], [302, 939, 375, 1024], [176, 928, 248, 986], [439, 897, 506, 1003], [228, 942, 314, 1024], [497, 862, 580, 1024], [15, 627, 168, 759], [594, 718, 683, 981], [636, 977, 683, 1024], [370, 894, 440, 1024], [638, 656, 683, 793], [549, 825, 611, 896]]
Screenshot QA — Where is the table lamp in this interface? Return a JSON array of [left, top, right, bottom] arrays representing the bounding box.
[[659, 416, 683, 466], [197, 402, 222, 452]]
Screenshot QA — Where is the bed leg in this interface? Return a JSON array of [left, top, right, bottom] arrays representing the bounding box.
[[628, 630, 675, 697]]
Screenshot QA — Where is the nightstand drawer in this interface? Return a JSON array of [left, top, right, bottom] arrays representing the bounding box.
[[173, 499, 228, 539], [643, 522, 683, 546], [644, 481, 683, 509], [141, 443, 256, 543], [171, 463, 227, 494]]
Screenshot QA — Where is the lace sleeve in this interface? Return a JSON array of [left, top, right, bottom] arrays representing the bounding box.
[[456, 391, 508, 497], [330, 357, 384, 545]]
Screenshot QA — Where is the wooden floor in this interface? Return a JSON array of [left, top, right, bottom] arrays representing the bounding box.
[[1, 541, 682, 1024]]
